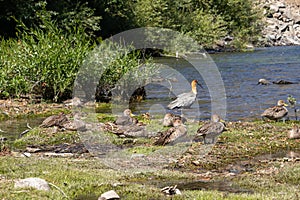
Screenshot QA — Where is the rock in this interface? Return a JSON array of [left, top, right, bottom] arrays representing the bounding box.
[[44, 152, 74, 157], [273, 12, 282, 19], [279, 23, 289, 32], [269, 4, 279, 13], [272, 80, 295, 84], [257, 78, 271, 85], [259, 0, 300, 46], [161, 185, 182, 196], [14, 177, 50, 191], [26, 147, 41, 153], [98, 190, 120, 200]]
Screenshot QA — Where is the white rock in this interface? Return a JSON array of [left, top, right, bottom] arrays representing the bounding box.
[[14, 177, 50, 191], [269, 4, 279, 13], [98, 190, 120, 200]]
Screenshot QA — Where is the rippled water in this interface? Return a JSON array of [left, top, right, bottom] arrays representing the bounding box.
[[132, 46, 300, 121]]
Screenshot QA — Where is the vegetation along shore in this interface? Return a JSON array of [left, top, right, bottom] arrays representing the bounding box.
[[0, 0, 299, 199]]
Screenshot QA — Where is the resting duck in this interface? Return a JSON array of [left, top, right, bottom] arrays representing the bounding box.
[[261, 100, 288, 122], [154, 119, 187, 145], [114, 109, 137, 126], [194, 114, 226, 144], [40, 112, 68, 128], [162, 113, 186, 127], [287, 124, 300, 139]]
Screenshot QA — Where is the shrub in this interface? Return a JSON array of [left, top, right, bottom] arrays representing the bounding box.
[[0, 15, 92, 101]]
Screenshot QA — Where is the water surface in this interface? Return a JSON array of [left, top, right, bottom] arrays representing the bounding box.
[[133, 46, 300, 121]]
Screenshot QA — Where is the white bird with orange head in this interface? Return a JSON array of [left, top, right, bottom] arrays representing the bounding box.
[[167, 80, 202, 109]]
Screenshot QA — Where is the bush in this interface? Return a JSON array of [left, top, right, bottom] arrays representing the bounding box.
[[0, 9, 157, 102], [134, 0, 263, 49], [0, 11, 92, 101], [75, 41, 158, 103]]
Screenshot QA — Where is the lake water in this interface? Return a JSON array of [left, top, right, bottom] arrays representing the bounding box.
[[131, 46, 300, 121]]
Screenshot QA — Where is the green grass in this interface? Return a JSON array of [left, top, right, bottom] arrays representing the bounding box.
[[185, 120, 300, 169], [1, 115, 300, 199], [12, 127, 79, 150], [1, 156, 299, 199]]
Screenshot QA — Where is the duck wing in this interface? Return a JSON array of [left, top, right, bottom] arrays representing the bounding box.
[[115, 116, 133, 126], [40, 114, 68, 128], [261, 106, 288, 120], [195, 122, 225, 141], [154, 127, 176, 145]]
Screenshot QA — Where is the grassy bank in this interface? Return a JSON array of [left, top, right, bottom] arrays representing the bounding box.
[[0, 108, 299, 199]]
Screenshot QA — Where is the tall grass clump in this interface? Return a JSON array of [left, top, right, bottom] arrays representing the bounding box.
[[76, 41, 158, 103], [0, 8, 93, 101], [0, 5, 157, 103]]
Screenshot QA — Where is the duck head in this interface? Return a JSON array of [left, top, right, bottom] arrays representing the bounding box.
[[277, 100, 288, 107]]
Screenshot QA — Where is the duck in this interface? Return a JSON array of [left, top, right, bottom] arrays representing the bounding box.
[[261, 100, 288, 122], [114, 109, 137, 126], [167, 80, 202, 109], [40, 112, 68, 128], [287, 124, 300, 139], [162, 113, 186, 127], [194, 114, 226, 144], [154, 118, 187, 145]]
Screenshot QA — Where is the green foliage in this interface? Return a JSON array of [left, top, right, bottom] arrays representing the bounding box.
[[77, 40, 158, 102], [0, 0, 263, 50], [0, 9, 92, 101], [13, 127, 79, 150], [134, 0, 263, 49]]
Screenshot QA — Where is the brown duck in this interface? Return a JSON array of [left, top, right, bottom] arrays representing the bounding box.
[[261, 100, 288, 122], [40, 112, 68, 128], [194, 114, 226, 144], [114, 109, 137, 126], [287, 124, 300, 139], [162, 113, 186, 127], [154, 118, 187, 145]]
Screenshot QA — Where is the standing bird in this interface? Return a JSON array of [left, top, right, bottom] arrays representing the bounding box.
[[287, 124, 300, 139], [115, 109, 137, 126], [167, 80, 202, 109], [154, 119, 187, 145], [194, 114, 226, 144], [261, 100, 288, 122]]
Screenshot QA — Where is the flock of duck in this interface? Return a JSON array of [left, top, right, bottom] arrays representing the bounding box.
[[104, 79, 300, 145], [40, 79, 300, 146]]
